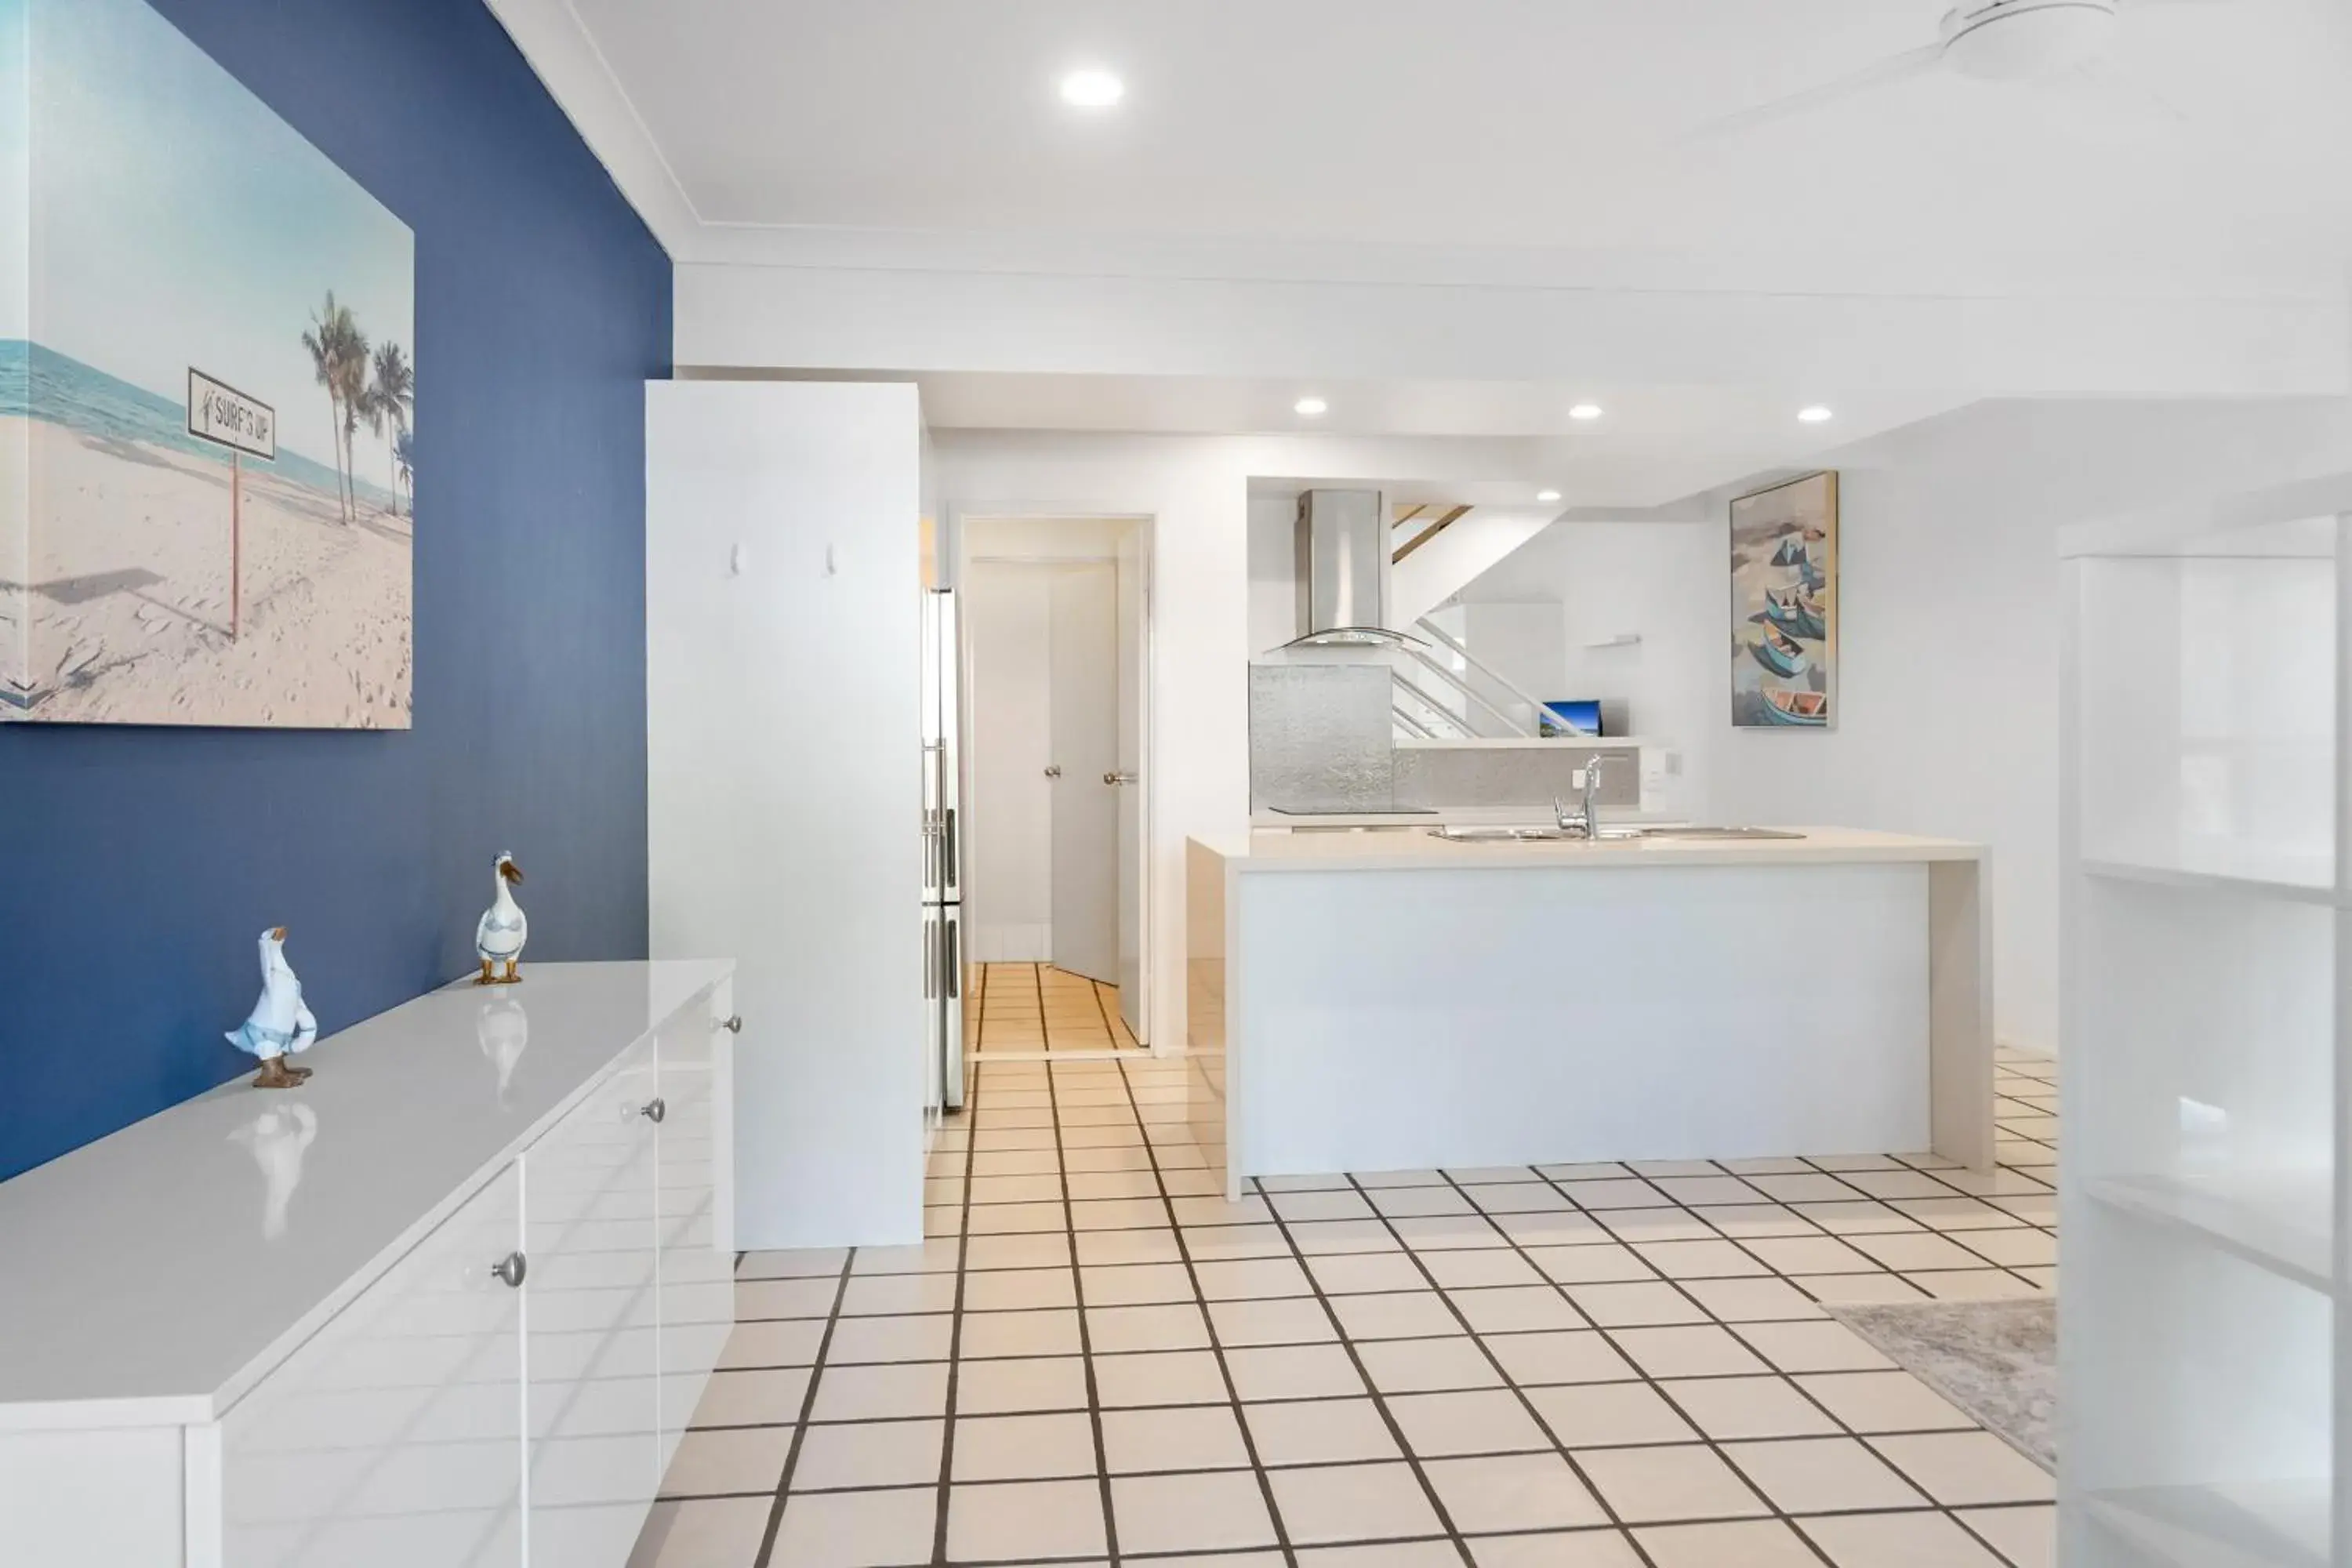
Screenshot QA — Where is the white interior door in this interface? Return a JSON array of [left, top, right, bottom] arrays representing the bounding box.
[[1115, 528, 1148, 1040], [965, 564, 1054, 962], [1050, 561, 1119, 983]]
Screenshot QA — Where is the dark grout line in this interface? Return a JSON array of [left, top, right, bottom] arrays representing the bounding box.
[[1779, 1155, 2053, 1296], [1110, 1053, 1302, 1567], [1334, 1171, 1681, 1568], [1041, 1001, 1126, 1566], [930, 1056, 984, 1565], [750, 1249, 855, 1568], [1418, 1163, 1866, 1568], [1240, 1174, 1492, 1565]]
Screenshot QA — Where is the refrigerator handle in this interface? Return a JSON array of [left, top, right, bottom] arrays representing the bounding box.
[[946, 916, 960, 998], [944, 808, 958, 892], [924, 914, 938, 1000]]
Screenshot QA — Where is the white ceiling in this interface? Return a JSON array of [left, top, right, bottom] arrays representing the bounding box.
[[566, 0, 2352, 278], [503, 0, 2352, 502]]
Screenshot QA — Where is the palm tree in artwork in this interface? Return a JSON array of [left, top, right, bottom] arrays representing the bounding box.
[[335, 325, 370, 525], [393, 426, 416, 518], [365, 341, 413, 517], [300, 292, 353, 524]]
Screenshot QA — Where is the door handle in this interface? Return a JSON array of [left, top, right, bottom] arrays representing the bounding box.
[[640, 1098, 666, 1124], [490, 1251, 528, 1289], [1103, 771, 1137, 786], [1044, 765, 1062, 779]]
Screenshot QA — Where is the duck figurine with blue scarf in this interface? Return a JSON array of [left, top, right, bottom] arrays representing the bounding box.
[[475, 852, 528, 985], [227, 926, 318, 1090]]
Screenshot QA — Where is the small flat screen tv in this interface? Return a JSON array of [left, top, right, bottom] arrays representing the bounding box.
[[1540, 699, 1603, 738]]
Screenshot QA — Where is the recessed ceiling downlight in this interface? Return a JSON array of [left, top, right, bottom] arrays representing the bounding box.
[[1294, 397, 1328, 416], [1568, 403, 1603, 421], [1537, 490, 1563, 503], [1059, 69, 1125, 107], [1797, 405, 1835, 423]]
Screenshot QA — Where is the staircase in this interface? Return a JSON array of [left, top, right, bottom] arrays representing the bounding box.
[[1390, 502, 1560, 628]]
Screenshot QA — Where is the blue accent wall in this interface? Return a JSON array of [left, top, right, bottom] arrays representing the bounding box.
[[0, 0, 669, 1179]]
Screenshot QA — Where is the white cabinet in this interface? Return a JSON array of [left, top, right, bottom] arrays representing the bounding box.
[[656, 980, 735, 1475], [526, 1032, 662, 1568], [223, 1163, 524, 1568], [2061, 483, 2350, 1567], [0, 961, 735, 1568]]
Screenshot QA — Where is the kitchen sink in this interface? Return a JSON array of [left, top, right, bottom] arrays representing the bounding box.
[[1428, 824, 1805, 844], [1428, 826, 1577, 842]]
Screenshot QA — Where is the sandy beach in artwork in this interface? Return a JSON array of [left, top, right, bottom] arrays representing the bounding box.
[[9, 416, 412, 727]]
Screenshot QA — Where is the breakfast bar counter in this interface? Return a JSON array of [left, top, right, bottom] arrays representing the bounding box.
[[1186, 826, 1993, 1195]]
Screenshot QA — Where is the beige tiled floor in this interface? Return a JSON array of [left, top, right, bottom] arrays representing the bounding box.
[[967, 962, 1145, 1054], [630, 1050, 2060, 1567]]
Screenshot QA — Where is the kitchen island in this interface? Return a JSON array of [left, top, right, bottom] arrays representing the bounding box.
[[1186, 827, 1992, 1196]]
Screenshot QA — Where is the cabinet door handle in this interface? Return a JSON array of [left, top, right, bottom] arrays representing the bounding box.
[[1103, 770, 1137, 786], [641, 1098, 667, 1124], [491, 1251, 528, 1289], [722, 1014, 743, 1034], [1044, 765, 1062, 779]]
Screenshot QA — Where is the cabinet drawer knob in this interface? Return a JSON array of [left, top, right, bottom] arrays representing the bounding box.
[[641, 1098, 668, 1124], [490, 1251, 528, 1289], [722, 1014, 744, 1034]]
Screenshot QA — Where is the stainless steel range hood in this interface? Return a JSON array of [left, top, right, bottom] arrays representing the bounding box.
[[1281, 488, 1425, 650]]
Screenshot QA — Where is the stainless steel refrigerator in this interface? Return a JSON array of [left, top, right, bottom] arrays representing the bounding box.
[[921, 588, 966, 1111]]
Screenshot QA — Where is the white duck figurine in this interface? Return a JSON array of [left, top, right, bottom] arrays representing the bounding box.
[[227, 927, 318, 1089], [475, 852, 528, 985]]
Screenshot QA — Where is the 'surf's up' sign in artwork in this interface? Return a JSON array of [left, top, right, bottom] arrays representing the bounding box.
[[187, 371, 277, 462], [2, 0, 415, 728]]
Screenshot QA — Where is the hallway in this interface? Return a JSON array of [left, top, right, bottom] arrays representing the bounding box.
[[629, 1053, 2059, 1567], [968, 962, 1145, 1055]]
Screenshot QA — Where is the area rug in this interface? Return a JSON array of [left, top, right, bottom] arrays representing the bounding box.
[[1828, 1298, 2056, 1472]]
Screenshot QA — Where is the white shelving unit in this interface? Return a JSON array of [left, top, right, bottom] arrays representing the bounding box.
[[2060, 475, 2352, 1568]]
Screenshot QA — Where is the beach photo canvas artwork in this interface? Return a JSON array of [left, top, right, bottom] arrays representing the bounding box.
[[1730, 470, 1838, 729], [1, 0, 414, 728]]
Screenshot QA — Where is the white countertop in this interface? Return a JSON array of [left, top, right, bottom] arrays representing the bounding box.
[[1200, 826, 1983, 873], [0, 959, 731, 1430]]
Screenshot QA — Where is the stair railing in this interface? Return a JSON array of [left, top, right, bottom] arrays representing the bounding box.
[[1410, 617, 1559, 736], [1394, 641, 1537, 738]]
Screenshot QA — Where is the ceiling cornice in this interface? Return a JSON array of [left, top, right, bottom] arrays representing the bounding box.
[[481, 0, 704, 258]]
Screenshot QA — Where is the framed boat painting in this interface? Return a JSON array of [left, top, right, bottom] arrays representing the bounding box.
[[1730, 471, 1837, 729]]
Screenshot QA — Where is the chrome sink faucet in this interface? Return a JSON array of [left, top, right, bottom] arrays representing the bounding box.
[[1554, 753, 1618, 840]]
